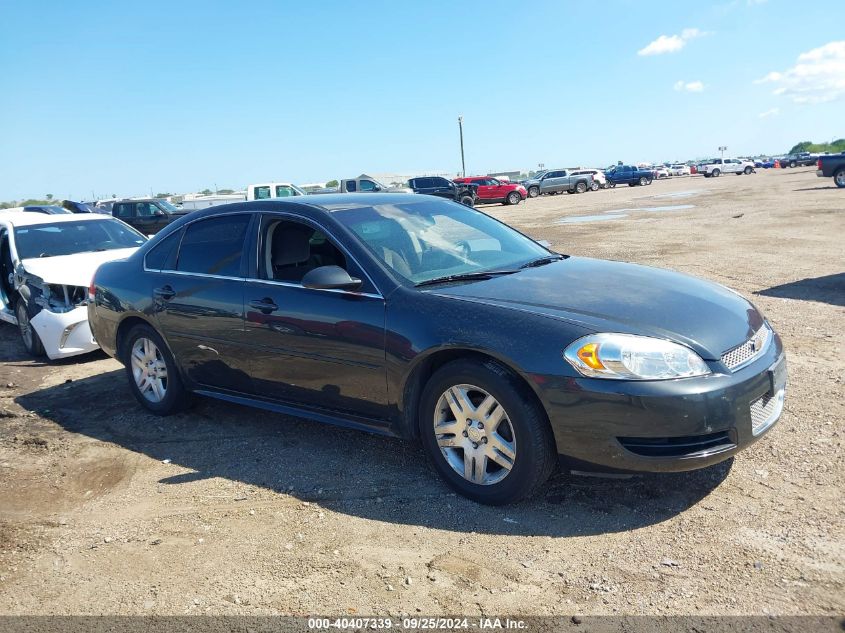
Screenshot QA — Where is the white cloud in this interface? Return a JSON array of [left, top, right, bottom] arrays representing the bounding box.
[[758, 108, 780, 118], [674, 80, 705, 93], [755, 41, 845, 103], [638, 28, 710, 56]]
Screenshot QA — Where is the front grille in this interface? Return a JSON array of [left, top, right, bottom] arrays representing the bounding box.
[[618, 431, 735, 458], [750, 389, 783, 436], [721, 325, 771, 371]]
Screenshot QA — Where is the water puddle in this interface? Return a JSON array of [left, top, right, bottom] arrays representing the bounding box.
[[558, 214, 628, 224], [643, 190, 702, 199], [602, 204, 695, 214], [639, 204, 695, 212]]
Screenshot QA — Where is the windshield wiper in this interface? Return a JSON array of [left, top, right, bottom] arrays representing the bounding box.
[[519, 254, 565, 269], [415, 270, 518, 287]]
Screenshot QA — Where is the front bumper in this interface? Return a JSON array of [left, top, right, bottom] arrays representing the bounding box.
[[537, 337, 786, 473], [30, 305, 98, 360]]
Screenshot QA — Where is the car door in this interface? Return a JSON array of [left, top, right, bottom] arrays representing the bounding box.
[[472, 178, 494, 200], [243, 213, 389, 421], [414, 177, 434, 195], [131, 202, 162, 236], [430, 177, 452, 198], [152, 213, 254, 393]]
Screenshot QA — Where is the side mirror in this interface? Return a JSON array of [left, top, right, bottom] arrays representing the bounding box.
[[301, 265, 362, 291], [154, 209, 165, 216]]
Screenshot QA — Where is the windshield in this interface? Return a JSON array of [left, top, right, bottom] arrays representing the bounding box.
[[156, 199, 180, 212], [14, 219, 147, 259], [330, 199, 551, 285]]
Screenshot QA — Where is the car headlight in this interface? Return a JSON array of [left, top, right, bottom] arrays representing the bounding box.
[[563, 334, 711, 380]]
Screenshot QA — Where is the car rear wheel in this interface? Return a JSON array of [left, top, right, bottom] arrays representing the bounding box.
[[419, 358, 557, 505], [589, 181, 600, 191], [506, 191, 521, 205], [574, 182, 586, 194], [15, 299, 44, 357], [607, 182, 616, 188], [638, 176, 648, 186], [834, 168, 845, 188], [744, 166, 753, 175], [123, 324, 191, 415], [527, 186, 540, 198]]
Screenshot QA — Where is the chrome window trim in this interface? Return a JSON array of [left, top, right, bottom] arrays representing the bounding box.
[[252, 211, 384, 299], [142, 210, 385, 299]]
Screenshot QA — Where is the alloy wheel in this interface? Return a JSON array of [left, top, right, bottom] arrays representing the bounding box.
[[433, 384, 516, 486], [131, 337, 169, 403]]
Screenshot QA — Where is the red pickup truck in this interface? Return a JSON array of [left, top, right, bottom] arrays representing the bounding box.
[[453, 177, 527, 205]]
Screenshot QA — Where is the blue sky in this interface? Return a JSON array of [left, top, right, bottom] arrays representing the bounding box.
[[1, 0, 843, 200]]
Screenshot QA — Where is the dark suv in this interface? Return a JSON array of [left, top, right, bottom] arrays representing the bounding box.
[[111, 199, 189, 235], [407, 176, 477, 206]]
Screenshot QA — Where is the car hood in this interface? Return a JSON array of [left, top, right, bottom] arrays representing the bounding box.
[[20, 248, 139, 286], [429, 257, 764, 359]]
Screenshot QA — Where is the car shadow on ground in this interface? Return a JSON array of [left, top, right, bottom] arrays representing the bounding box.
[[756, 273, 845, 307], [17, 369, 732, 537], [792, 186, 840, 191]]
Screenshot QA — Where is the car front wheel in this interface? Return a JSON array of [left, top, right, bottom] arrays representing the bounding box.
[[590, 181, 600, 191], [16, 299, 44, 357], [505, 191, 521, 205], [712, 169, 721, 177], [122, 324, 191, 415], [459, 195, 475, 207], [527, 186, 540, 198], [834, 168, 845, 188], [420, 359, 557, 505]]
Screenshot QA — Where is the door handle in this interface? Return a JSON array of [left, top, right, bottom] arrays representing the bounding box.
[[154, 285, 176, 300], [249, 298, 279, 313]]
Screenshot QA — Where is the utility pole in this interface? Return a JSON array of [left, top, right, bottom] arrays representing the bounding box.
[[458, 116, 466, 178]]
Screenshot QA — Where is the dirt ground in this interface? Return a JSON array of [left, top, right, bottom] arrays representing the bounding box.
[[0, 168, 842, 616]]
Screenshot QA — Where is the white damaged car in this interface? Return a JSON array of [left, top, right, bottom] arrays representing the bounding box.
[[0, 212, 147, 359]]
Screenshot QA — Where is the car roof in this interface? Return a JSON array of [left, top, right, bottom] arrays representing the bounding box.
[[0, 210, 116, 228]]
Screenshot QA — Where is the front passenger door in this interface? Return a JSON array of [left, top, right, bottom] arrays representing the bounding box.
[[243, 214, 389, 421]]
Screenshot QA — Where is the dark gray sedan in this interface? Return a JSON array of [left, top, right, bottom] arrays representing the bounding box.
[[88, 194, 786, 504]]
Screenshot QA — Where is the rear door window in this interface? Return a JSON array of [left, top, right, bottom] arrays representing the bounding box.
[[176, 215, 250, 277]]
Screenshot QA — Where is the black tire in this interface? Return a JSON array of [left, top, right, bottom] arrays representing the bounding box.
[[607, 182, 616, 188], [121, 323, 192, 415], [703, 173, 711, 178], [834, 168, 845, 189], [638, 176, 648, 186], [505, 191, 521, 205], [789, 161, 797, 168], [15, 298, 45, 357], [575, 181, 587, 194], [419, 358, 557, 505], [628, 182, 635, 187], [527, 186, 540, 198], [712, 169, 721, 177], [744, 166, 753, 175], [459, 195, 475, 207]]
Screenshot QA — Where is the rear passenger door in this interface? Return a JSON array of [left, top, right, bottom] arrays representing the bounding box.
[[152, 214, 254, 393]]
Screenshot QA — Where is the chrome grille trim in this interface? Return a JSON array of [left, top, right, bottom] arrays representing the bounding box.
[[750, 388, 784, 436], [721, 324, 771, 371]]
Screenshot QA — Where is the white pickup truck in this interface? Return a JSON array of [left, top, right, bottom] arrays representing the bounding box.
[[698, 158, 755, 178]]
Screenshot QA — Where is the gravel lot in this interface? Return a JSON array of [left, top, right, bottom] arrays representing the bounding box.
[[0, 168, 842, 616]]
